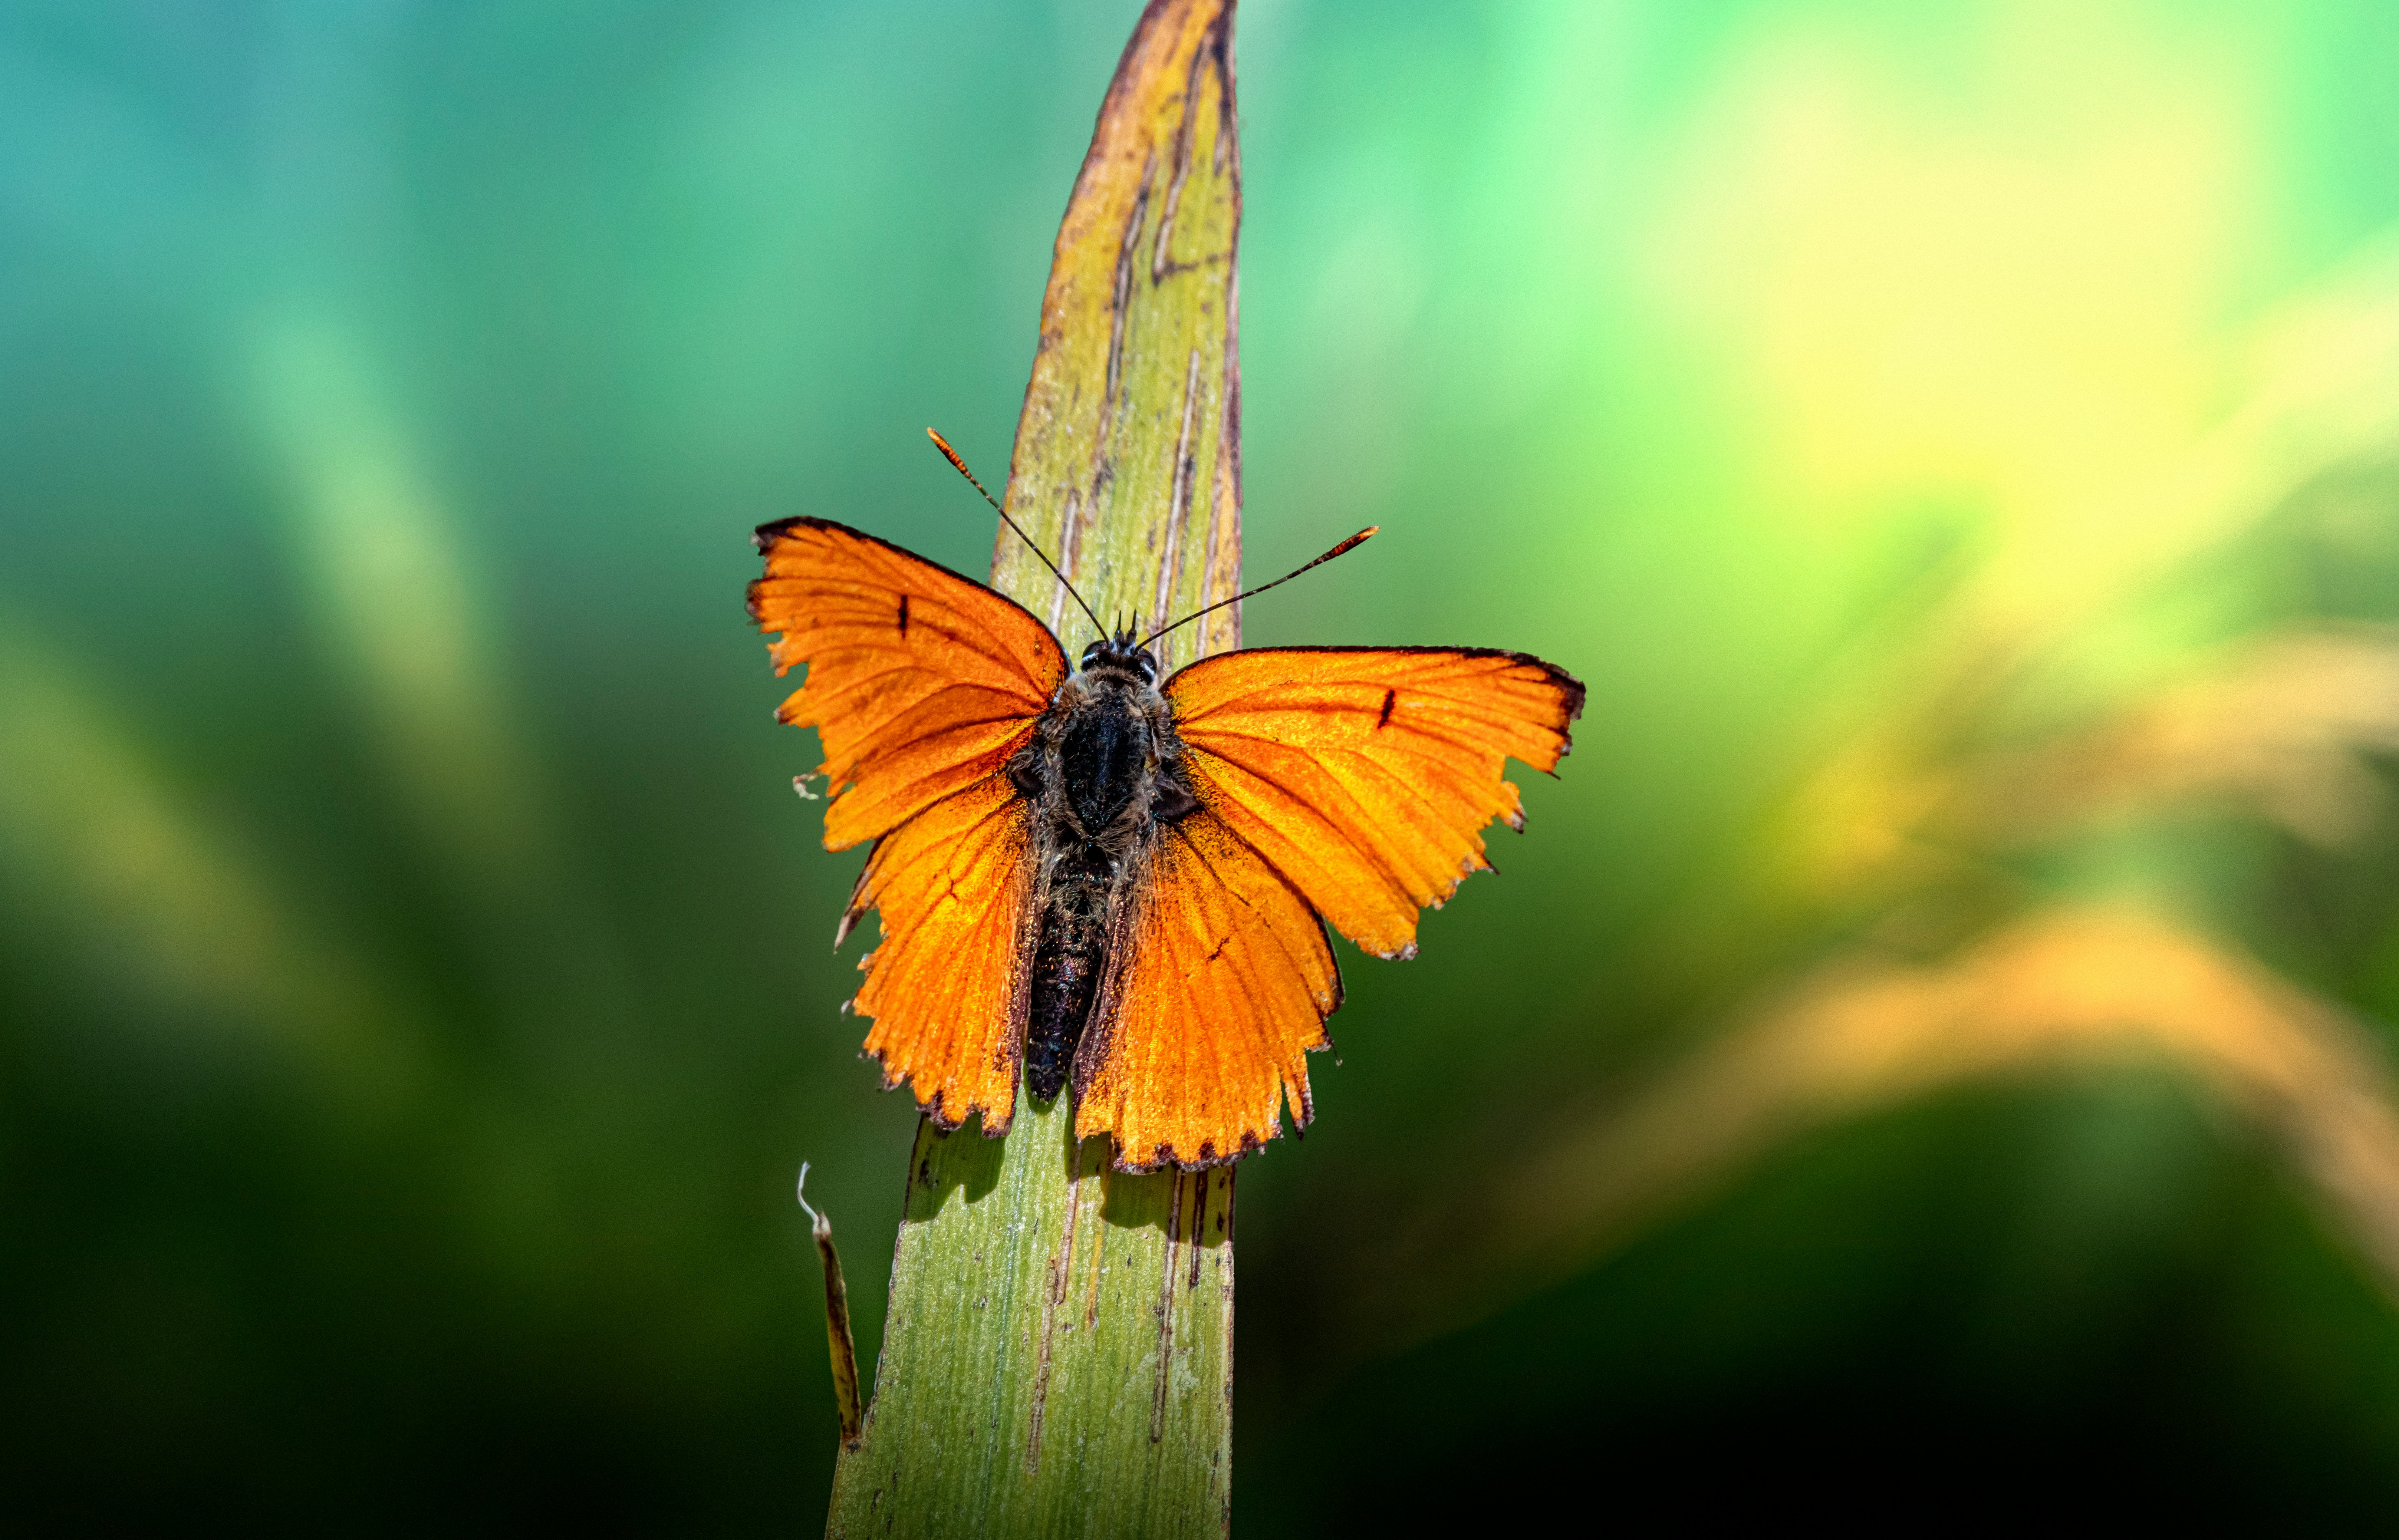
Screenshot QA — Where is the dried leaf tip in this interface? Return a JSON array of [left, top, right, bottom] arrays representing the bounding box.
[[798, 1162, 863, 1446], [796, 1161, 830, 1237]]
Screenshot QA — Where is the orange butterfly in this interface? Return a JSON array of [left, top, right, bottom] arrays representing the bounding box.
[[749, 447, 1582, 1171]]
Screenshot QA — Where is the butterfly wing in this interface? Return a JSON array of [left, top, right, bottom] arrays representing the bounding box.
[[1073, 807, 1342, 1169], [1166, 647, 1583, 956], [1074, 646, 1584, 1167], [841, 772, 1036, 1130], [750, 517, 1066, 849], [750, 517, 1067, 1133]]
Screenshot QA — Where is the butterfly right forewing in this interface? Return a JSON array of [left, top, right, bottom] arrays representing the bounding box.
[[1166, 647, 1584, 958]]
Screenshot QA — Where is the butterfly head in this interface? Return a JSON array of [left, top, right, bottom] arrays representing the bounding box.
[[1079, 630, 1159, 684]]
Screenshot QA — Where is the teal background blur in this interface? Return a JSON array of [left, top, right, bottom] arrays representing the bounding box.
[[11, 0, 2399, 1530]]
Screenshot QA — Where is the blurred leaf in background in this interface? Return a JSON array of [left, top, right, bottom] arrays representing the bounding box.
[[8, 0, 2399, 1533]]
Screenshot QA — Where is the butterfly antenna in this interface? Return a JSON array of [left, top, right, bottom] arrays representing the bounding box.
[[1139, 527, 1379, 652], [926, 429, 1106, 642]]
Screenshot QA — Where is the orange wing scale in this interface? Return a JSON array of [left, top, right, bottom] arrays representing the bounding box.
[[1074, 809, 1341, 1170], [1164, 648, 1584, 960], [845, 772, 1034, 1133], [1074, 646, 1583, 1168], [748, 517, 1065, 850], [750, 517, 1064, 1134]]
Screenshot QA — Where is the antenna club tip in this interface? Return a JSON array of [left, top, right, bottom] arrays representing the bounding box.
[[1360, 526, 1379, 537]]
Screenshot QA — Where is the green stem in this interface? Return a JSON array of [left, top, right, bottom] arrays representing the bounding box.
[[829, 1108, 1233, 1535], [827, 3, 1244, 1535]]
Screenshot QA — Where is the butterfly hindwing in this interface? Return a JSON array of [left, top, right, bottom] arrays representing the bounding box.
[[845, 772, 1035, 1132], [751, 517, 1066, 1133], [1071, 807, 1341, 1170]]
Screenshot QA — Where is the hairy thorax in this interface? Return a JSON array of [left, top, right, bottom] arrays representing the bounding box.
[[1007, 656, 1202, 1102]]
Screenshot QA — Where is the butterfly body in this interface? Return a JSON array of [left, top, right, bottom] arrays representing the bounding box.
[[1010, 637, 1205, 1101], [750, 515, 1584, 1170]]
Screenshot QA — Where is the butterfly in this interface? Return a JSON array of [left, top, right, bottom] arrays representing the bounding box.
[[749, 436, 1583, 1171]]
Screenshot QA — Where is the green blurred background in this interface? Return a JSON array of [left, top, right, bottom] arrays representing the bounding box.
[[10, 0, 2399, 1529]]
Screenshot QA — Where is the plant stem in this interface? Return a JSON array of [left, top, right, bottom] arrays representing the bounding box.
[[830, 1113, 1234, 1536], [826, 3, 1244, 1535]]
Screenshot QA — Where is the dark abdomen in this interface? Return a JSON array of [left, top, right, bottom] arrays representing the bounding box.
[[1025, 848, 1112, 1101]]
